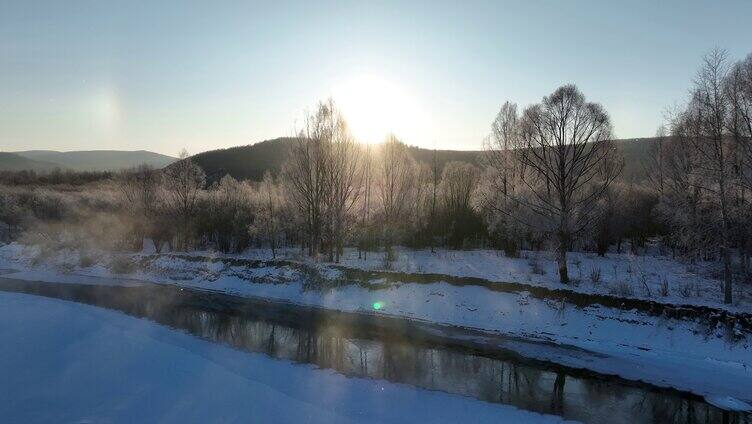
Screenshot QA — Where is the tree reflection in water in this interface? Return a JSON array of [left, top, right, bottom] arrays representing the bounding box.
[[1, 281, 748, 424], [143, 299, 748, 423]]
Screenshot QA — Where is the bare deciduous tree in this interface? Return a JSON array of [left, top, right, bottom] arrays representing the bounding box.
[[250, 171, 283, 259], [358, 144, 373, 260], [483, 102, 524, 256], [204, 175, 252, 253], [284, 99, 361, 260], [682, 49, 736, 303], [327, 116, 362, 262], [429, 148, 440, 253], [488, 102, 519, 199], [486, 85, 621, 283], [441, 161, 480, 247], [116, 164, 164, 251], [0, 195, 24, 241], [726, 54, 752, 190], [163, 149, 206, 251], [376, 134, 416, 249], [656, 118, 707, 260], [725, 53, 752, 277], [645, 125, 669, 195]]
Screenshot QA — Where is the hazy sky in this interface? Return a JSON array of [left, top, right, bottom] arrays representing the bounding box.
[[2, 1, 751, 156]]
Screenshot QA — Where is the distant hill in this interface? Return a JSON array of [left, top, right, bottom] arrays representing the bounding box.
[[12, 150, 176, 171], [185, 137, 485, 183], [0, 152, 60, 172], [187, 136, 657, 183], [611, 137, 661, 182], [411, 139, 659, 182], [405, 145, 483, 168], [186, 138, 298, 183]]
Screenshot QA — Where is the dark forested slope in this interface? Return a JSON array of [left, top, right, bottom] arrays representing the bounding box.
[[185, 136, 659, 183]]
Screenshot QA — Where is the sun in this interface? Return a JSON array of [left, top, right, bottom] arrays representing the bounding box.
[[331, 75, 430, 145]]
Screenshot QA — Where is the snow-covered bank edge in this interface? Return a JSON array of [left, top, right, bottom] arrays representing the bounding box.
[[147, 252, 752, 327], [0, 291, 572, 423], [1, 243, 751, 411], [227, 246, 752, 313]]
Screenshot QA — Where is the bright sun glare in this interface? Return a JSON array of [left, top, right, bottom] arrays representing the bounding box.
[[332, 75, 431, 145]]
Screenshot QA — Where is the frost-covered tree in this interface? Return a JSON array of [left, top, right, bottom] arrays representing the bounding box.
[[249, 172, 284, 258], [163, 149, 206, 251], [357, 144, 374, 259], [327, 112, 362, 262], [283, 99, 361, 260], [116, 164, 164, 251], [482, 102, 525, 256], [375, 135, 416, 250], [685, 49, 736, 303], [484, 85, 622, 283], [0, 194, 25, 241], [201, 175, 254, 253], [655, 49, 752, 297], [725, 53, 752, 278], [440, 161, 480, 248], [429, 149, 441, 253], [660, 49, 752, 303]]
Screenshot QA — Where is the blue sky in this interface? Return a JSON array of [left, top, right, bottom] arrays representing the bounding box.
[[2, 0, 751, 155]]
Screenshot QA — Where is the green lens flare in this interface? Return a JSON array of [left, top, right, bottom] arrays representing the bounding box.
[[372, 302, 383, 310]]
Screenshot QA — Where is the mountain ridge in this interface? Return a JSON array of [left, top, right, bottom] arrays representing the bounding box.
[[0, 152, 61, 172], [7, 150, 177, 172]]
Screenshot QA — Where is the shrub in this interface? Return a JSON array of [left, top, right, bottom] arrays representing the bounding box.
[[659, 277, 669, 297], [300, 264, 345, 292], [639, 273, 651, 297], [79, 255, 95, 268], [609, 281, 634, 297], [589, 267, 601, 285], [59, 262, 75, 274], [30, 247, 53, 267], [382, 246, 397, 270], [679, 283, 694, 298], [502, 239, 520, 258], [109, 256, 135, 274], [529, 257, 545, 275]]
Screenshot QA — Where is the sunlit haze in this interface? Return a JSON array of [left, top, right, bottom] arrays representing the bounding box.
[[2, 1, 752, 156], [332, 75, 432, 144]]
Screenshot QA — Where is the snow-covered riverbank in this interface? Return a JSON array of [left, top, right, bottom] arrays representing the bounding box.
[[0, 291, 567, 423], [1, 243, 751, 412], [243, 246, 752, 313]]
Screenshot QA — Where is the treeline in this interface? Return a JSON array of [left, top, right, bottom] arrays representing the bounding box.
[[647, 49, 752, 303], [0, 168, 113, 186]]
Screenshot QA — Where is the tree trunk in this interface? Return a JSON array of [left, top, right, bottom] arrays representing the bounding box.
[[557, 232, 569, 284], [739, 248, 747, 281], [743, 241, 751, 282], [722, 246, 733, 304], [719, 178, 733, 305], [181, 216, 189, 252]]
